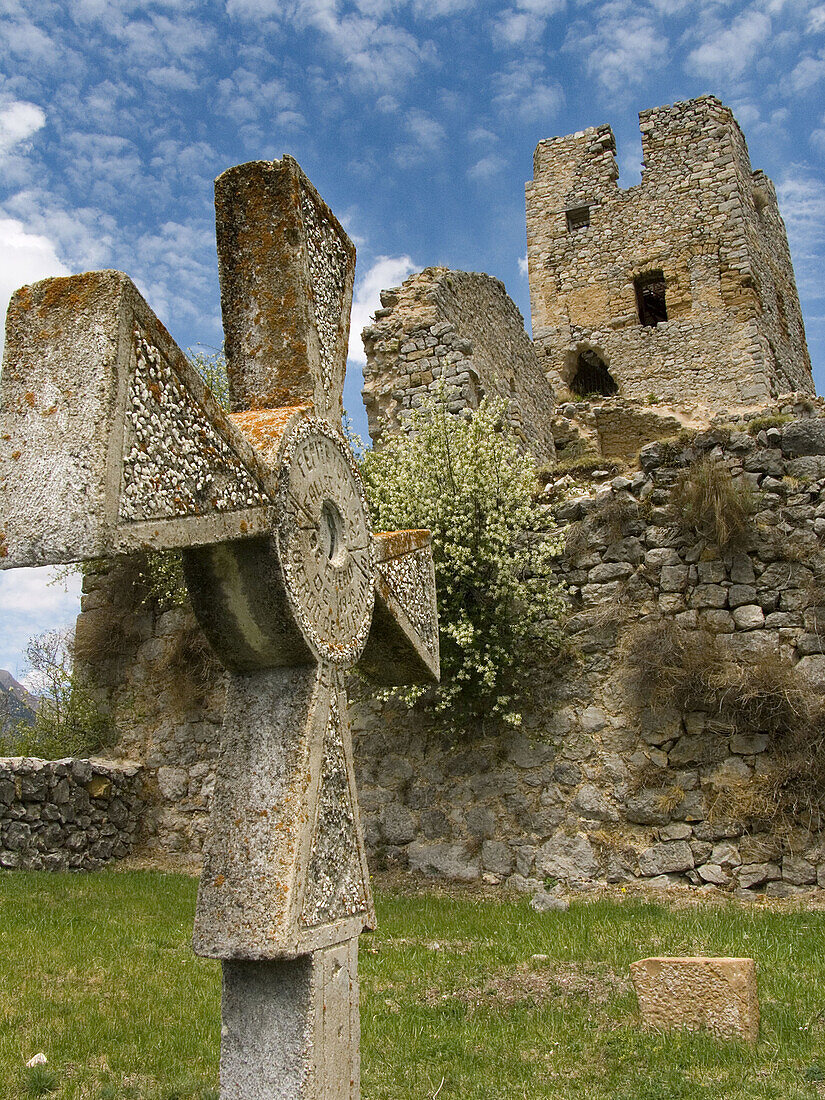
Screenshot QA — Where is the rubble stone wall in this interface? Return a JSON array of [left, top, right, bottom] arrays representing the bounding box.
[[80, 414, 825, 897], [351, 414, 825, 896], [525, 95, 813, 409], [0, 757, 143, 871], [361, 267, 556, 463]]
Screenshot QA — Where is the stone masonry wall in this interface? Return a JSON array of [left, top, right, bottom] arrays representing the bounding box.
[[79, 411, 825, 897], [75, 561, 226, 858], [352, 411, 825, 895], [0, 757, 143, 870], [362, 267, 556, 463], [525, 95, 813, 410]]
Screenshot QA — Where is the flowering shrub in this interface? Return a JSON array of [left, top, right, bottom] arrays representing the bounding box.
[[359, 391, 566, 729]]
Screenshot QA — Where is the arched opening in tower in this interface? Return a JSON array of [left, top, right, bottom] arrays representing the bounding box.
[[570, 351, 619, 398]]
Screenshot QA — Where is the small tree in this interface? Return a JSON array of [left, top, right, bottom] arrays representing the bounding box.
[[359, 391, 566, 729], [2, 630, 112, 759]]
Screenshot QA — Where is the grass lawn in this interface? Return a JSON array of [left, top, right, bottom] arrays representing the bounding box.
[[2, 872, 825, 1098]]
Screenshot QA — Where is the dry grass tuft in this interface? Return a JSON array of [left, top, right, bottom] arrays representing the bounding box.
[[620, 617, 825, 824], [165, 627, 223, 712], [669, 456, 756, 550]]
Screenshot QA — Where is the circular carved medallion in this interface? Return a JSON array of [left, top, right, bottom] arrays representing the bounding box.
[[278, 419, 374, 664]]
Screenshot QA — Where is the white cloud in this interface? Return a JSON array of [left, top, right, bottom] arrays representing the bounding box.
[[493, 10, 545, 45], [0, 217, 69, 357], [808, 4, 825, 32], [493, 61, 564, 122], [687, 10, 771, 79], [777, 170, 825, 298], [0, 98, 45, 156], [468, 126, 499, 143], [518, 253, 528, 276], [406, 109, 446, 150], [226, 0, 434, 89], [0, 567, 82, 679], [411, 0, 476, 14], [217, 68, 303, 127], [225, 0, 283, 15], [492, 0, 565, 46], [468, 153, 507, 180], [347, 254, 418, 365], [394, 108, 446, 167], [145, 65, 200, 91], [565, 10, 668, 91], [790, 51, 825, 93]]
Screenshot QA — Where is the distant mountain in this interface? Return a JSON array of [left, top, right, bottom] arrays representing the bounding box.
[[0, 670, 39, 731]]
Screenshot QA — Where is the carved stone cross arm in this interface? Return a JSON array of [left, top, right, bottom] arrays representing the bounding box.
[[0, 271, 277, 567], [0, 155, 440, 1100]]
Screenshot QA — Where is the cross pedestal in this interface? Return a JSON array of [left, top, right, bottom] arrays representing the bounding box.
[[0, 156, 439, 1099]]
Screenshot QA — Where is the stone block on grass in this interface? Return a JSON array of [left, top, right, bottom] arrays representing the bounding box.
[[631, 956, 759, 1042]]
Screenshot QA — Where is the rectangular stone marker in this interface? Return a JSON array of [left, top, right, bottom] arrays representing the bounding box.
[[631, 957, 759, 1042], [0, 154, 440, 1099]]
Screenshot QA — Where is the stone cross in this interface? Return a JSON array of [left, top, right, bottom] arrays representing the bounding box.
[[0, 155, 440, 1099]]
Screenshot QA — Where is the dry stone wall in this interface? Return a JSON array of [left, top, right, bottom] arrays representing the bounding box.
[[0, 757, 143, 870], [526, 95, 813, 410], [362, 267, 556, 463]]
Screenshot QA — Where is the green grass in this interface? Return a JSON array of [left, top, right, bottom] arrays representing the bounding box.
[[2, 873, 825, 1098]]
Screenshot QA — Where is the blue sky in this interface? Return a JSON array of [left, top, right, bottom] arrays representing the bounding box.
[[1, 0, 824, 678]]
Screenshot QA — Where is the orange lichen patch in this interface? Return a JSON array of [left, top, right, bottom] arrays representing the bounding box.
[[374, 528, 432, 562], [11, 451, 21, 460], [214, 874, 226, 887], [230, 405, 309, 454], [38, 270, 109, 318], [24, 392, 36, 407]]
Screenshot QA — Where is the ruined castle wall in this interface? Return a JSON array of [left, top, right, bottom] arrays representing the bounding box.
[[78, 412, 825, 897], [76, 561, 225, 858], [361, 268, 556, 463], [525, 96, 813, 410], [351, 414, 825, 895]]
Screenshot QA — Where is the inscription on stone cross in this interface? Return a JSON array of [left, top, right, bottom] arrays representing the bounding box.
[[0, 155, 440, 1099]]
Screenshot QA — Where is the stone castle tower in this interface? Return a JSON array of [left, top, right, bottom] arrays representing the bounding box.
[[525, 95, 814, 411]]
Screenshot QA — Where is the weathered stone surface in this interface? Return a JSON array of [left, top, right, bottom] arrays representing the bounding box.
[[221, 940, 359, 1100], [0, 273, 276, 569], [631, 957, 759, 1042], [406, 841, 480, 881], [737, 862, 781, 889], [796, 655, 825, 691], [781, 419, 825, 457], [639, 841, 694, 877], [733, 605, 765, 631], [536, 833, 598, 882]]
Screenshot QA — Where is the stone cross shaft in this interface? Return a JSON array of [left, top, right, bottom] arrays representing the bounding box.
[[0, 155, 439, 1099]]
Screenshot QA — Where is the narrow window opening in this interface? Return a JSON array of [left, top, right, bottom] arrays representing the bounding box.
[[635, 271, 668, 327], [570, 351, 618, 398], [566, 206, 590, 232]]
